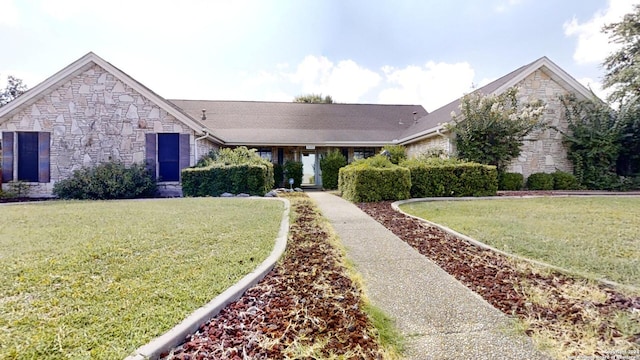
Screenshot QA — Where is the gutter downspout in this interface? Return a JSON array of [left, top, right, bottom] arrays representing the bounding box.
[[194, 130, 210, 165], [435, 127, 450, 155]]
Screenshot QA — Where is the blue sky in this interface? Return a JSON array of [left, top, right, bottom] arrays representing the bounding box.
[[0, 0, 637, 111]]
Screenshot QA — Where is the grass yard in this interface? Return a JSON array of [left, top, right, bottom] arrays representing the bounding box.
[[0, 198, 284, 360], [400, 197, 640, 288]]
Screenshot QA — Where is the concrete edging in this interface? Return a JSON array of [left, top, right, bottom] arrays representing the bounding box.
[[392, 196, 639, 292], [125, 197, 290, 360]]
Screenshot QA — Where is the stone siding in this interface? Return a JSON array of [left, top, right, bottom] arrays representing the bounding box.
[[0, 64, 216, 197], [506, 69, 572, 178], [406, 135, 450, 158]]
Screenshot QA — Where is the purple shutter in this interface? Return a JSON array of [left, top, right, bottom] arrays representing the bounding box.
[[38, 132, 50, 183], [179, 134, 190, 180], [2, 132, 14, 182], [145, 133, 157, 180]]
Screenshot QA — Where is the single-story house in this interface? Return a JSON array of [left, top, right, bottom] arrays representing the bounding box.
[[0, 52, 594, 197]]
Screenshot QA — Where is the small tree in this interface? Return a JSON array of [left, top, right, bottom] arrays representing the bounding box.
[[448, 87, 546, 172], [319, 150, 347, 189], [293, 93, 334, 104], [0, 75, 28, 107]]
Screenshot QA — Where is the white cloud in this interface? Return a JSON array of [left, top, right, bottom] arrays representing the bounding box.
[[378, 61, 475, 111], [287, 55, 381, 102], [0, 0, 20, 27], [495, 0, 523, 13], [564, 0, 638, 64]]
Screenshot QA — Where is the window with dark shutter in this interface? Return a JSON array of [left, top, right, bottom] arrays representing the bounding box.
[[157, 133, 180, 181], [17, 132, 39, 182], [2, 132, 14, 182]]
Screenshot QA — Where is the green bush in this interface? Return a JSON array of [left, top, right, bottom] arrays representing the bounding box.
[[53, 162, 157, 199], [526, 172, 554, 190], [283, 160, 303, 188], [552, 171, 581, 190], [182, 147, 274, 197], [401, 157, 498, 197], [499, 172, 524, 191], [339, 155, 411, 202], [182, 163, 273, 197], [273, 163, 284, 188], [382, 145, 407, 165], [320, 150, 347, 190]]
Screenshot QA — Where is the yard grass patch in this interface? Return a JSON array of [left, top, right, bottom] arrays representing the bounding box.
[[400, 197, 640, 287], [0, 198, 283, 360]]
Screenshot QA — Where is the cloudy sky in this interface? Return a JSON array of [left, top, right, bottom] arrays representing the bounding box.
[[0, 0, 637, 111]]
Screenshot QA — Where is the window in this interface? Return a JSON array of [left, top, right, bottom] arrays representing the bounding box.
[[145, 133, 190, 182], [1, 131, 50, 183], [18, 132, 39, 182], [353, 147, 376, 160], [257, 148, 272, 162], [158, 133, 180, 181]]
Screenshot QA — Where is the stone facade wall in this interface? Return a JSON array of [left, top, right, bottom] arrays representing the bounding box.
[[0, 64, 215, 197], [405, 135, 450, 158], [506, 69, 572, 178]]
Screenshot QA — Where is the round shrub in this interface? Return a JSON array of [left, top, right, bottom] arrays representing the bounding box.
[[526, 172, 554, 190], [53, 162, 157, 199], [552, 171, 581, 190], [382, 145, 407, 165], [499, 172, 524, 191], [283, 160, 303, 188], [320, 150, 347, 190]]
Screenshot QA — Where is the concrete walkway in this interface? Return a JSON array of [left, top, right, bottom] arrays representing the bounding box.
[[308, 192, 549, 360]]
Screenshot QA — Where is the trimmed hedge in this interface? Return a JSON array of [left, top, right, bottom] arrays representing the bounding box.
[[283, 161, 303, 188], [499, 172, 524, 191], [552, 171, 581, 190], [339, 156, 411, 202], [401, 158, 498, 197], [182, 163, 273, 197], [53, 162, 157, 199], [526, 172, 554, 190]]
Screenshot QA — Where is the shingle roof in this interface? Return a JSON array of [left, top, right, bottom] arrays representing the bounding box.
[[168, 100, 427, 146]]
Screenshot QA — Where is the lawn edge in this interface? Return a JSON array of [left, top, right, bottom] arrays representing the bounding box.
[[125, 197, 290, 360], [392, 196, 640, 293]]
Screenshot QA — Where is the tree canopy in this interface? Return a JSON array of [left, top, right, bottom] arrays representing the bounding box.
[[293, 93, 334, 104], [447, 87, 546, 172], [602, 4, 640, 104], [0, 75, 28, 108]]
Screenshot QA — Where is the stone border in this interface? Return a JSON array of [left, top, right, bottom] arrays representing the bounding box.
[[125, 197, 290, 360], [392, 196, 639, 293]]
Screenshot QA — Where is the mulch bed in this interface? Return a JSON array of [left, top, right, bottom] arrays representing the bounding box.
[[163, 196, 384, 359], [357, 200, 640, 356]]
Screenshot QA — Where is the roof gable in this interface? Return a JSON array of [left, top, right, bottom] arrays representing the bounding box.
[[0, 52, 216, 141], [397, 56, 596, 144]]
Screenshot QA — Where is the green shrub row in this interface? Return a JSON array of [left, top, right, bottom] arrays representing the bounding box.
[[182, 163, 273, 197], [402, 158, 498, 198], [499, 172, 524, 190], [53, 162, 157, 199], [339, 155, 411, 202], [526, 171, 581, 190]]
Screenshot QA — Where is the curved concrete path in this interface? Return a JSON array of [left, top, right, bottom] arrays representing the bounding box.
[[308, 192, 549, 360]]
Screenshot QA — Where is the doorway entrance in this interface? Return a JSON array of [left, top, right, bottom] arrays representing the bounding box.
[[301, 150, 320, 187]]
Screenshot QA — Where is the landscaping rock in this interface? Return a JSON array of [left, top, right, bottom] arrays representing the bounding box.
[[236, 193, 251, 197], [220, 192, 234, 197]]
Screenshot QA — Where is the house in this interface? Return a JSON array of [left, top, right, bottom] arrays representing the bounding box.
[[0, 52, 594, 197]]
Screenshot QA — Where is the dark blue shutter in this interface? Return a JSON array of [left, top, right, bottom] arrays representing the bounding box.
[[38, 132, 50, 183], [2, 132, 13, 183], [179, 134, 190, 180], [145, 133, 157, 181]]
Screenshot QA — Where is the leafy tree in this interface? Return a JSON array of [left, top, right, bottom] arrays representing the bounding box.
[[293, 93, 334, 103], [0, 75, 28, 107], [559, 94, 623, 189], [447, 87, 546, 172], [602, 4, 640, 104], [617, 97, 640, 176]]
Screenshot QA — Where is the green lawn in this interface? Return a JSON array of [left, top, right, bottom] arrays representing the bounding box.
[[0, 198, 283, 360], [399, 197, 640, 287]]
